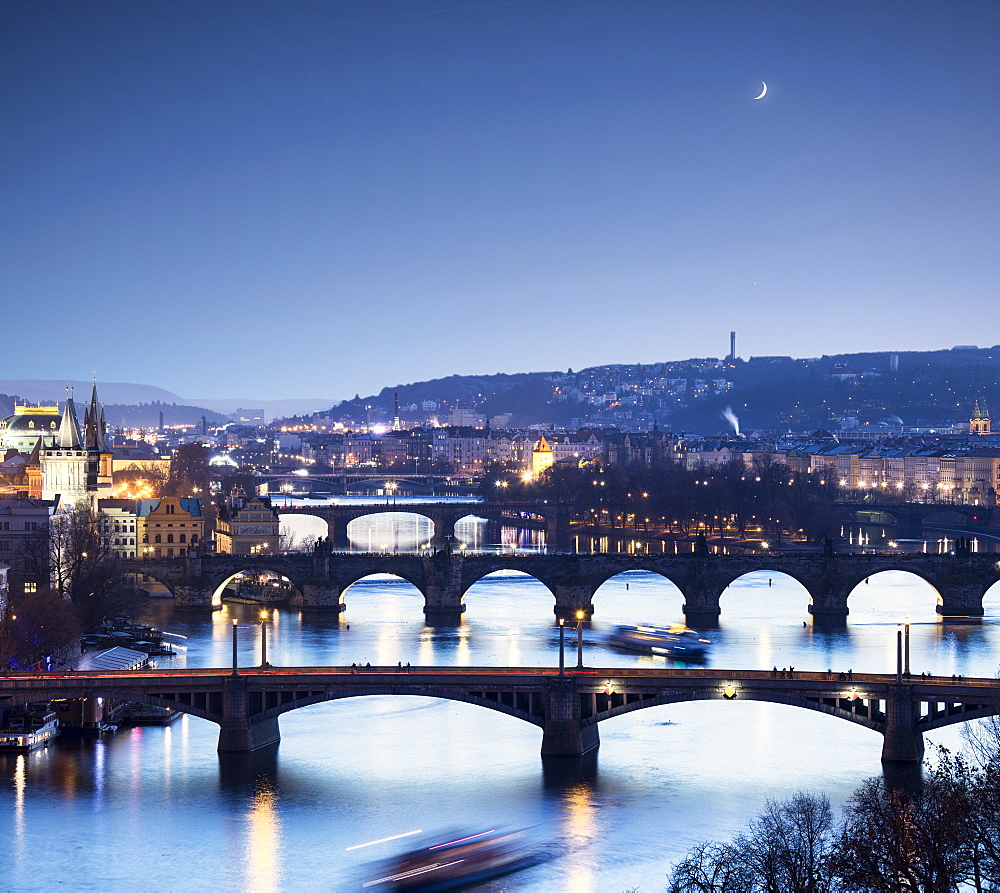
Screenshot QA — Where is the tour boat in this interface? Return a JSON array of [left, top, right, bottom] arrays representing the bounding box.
[[0, 707, 60, 752], [363, 828, 541, 890], [608, 623, 712, 660]]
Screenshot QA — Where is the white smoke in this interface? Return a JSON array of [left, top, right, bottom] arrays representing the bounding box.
[[721, 405, 740, 437]]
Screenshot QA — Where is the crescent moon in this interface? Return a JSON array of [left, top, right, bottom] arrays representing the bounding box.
[[753, 81, 767, 100]]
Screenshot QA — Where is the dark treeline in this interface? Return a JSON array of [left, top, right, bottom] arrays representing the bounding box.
[[667, 725, 1000, 893], [483, 459, 842, 544]]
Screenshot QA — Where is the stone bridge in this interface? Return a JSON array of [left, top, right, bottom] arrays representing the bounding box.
[[130, 545, 1000, 622], [839, 502, 999, 538], [276, 501, 569, 550], [2, 666, 998, 763]]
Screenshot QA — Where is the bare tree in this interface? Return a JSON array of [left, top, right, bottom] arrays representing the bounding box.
[[668, 794, 835, 893], [19, 504, 146, 631], [1, 588, 79, 670]]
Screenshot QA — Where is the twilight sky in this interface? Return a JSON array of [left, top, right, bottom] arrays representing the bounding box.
[[3, 0, 998, 402]]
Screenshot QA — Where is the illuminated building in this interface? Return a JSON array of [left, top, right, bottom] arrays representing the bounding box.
[[215, 490, 279, 555], [532, 434, 555, 476], [971, 399, 991, 436], [137, 497, 203, 559]]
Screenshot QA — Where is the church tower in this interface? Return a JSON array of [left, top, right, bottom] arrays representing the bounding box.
[[532, 433, 555, 477], [83, 382, 114, 498], [971, 399, 991, 435], [41, 390, 90, 508]]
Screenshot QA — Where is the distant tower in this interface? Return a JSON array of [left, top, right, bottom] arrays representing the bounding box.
[[970, 400, 991, 435], [201, 415, 208, 436], [531, 434, 555, 477], [729, 331, 736, 361], [158, 410, 164, 433], [889, 353, 899, 372], [41, 388, 90, 508], [82, 382, 113, 499], [393, 392, 401, 432]]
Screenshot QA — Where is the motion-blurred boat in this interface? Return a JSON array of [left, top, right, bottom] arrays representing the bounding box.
[[363, 827, 541, 891], [608, 623, 711, 660]]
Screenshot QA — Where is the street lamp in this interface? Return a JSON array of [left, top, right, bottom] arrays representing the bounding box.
[[259, 610, 269, 667], [558, 618, 565, 675], [576, 610, 585, 668], [231, 618, 239, 676], [903, 616, 910, 676]]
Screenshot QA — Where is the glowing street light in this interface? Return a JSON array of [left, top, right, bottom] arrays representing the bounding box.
[[576, 610, 585, 668], [259, 610, 269, 668]]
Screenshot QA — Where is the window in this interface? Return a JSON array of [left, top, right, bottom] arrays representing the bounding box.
[[155, 534, 161, 543], [143, 535, 149, 544], [167, 548, 174, 557], [167, 534, 174, 543], [166, 504, 175, 514], [24, 582, 37, 593], [179, 534, 186, 543]]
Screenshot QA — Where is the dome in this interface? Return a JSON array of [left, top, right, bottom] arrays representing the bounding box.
[[0, 405, 61, 451]]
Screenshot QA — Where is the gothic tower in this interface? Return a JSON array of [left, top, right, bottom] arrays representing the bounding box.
[[41, 389, 90, 508], [83, 382, 114, 498]]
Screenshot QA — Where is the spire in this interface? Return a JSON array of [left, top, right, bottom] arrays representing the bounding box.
[[84, 382, 111, 452], [57, 391, 83, 449], [973, 399, 982, 420], [392, 392, 401, 432]]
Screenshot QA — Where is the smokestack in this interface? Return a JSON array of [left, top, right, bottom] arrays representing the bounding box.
[[729, 331, 736, 361]]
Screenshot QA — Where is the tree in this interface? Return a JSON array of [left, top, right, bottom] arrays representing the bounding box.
[[831, 772, 975, 893], [167, 441, 210, 496], [19, 503, 147, 631], [0, 588, 80, 670], [668, 794, 836, 893]]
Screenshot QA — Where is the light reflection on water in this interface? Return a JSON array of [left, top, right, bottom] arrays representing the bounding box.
[[0, 569, 998, 891]]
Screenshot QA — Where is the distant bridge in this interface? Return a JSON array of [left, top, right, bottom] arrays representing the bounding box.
[[839, 502, 1000, 538], [3, 666, 997, 763], [276, 500, 561, 549], [131, 548, 1000, 620]]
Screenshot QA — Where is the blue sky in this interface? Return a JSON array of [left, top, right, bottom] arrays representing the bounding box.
[[3, 0, 998, 401]]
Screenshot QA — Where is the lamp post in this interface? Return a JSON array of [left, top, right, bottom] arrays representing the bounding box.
[[576, 610, 585, 669], [896, 625, 903, 684], [558, 618, 565, 675], [231, 619, 239, 676], [259, 610, 268, 667], [903, 616, 910, 676]]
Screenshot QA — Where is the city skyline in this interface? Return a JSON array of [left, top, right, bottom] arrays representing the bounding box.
[[3, 0, 998, 401]]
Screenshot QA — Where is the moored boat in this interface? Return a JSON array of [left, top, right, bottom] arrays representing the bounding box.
[[0, 706, 59, 751]]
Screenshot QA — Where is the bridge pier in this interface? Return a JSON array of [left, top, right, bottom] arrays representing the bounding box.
[[297, 582, 346, 611], [173, 584, 217, 609], [541, 678, 600, 756], [327, 518, 351, 550], [807, 573, 850, 623], [422, 552, 465, 620], [217, 677, 281, 753], [936, 580, 985, 619], [545, 508, 573, 553], [554, 582, 594, 622], [881, 685, 924, 764]]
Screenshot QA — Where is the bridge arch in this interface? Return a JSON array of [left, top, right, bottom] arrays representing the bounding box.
[[583, 688, 886, 735], [254, 688, 546, 729], [845, 569, 942, 621], [460, 570, 556, 625], [591, 569, 685, 624], [347, 511, 435, 552], [719, 569, 814, 621], [340, 572, 428, 621], [212, 569, 304, 607]]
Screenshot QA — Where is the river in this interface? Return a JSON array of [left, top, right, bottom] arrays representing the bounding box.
[[2, 505, 999, 891]]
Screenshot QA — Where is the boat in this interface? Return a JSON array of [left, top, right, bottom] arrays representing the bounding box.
[[363, 828, 542, 890], [608, 623, 712, 660], [0, 706, 60, 751]]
